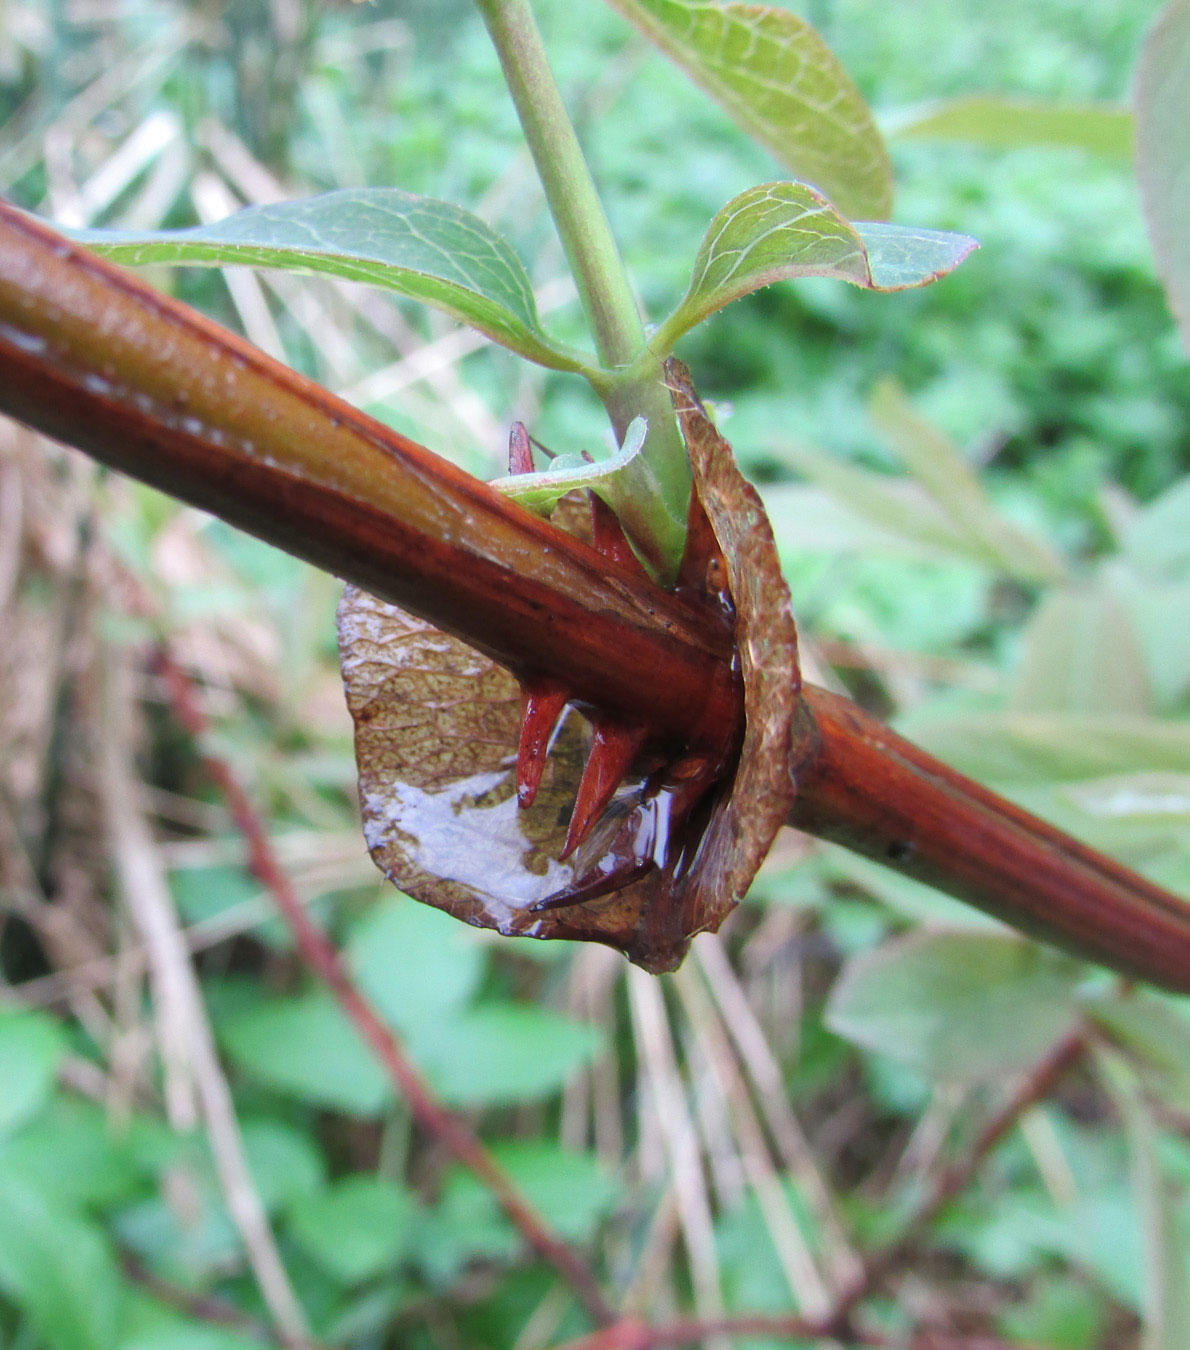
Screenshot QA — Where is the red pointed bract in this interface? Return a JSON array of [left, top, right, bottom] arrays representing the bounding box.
[[560, 720, 648, 859], [507, 420, 535, 475], [590, 492, 647, 575], [516, 679, 569, 808]]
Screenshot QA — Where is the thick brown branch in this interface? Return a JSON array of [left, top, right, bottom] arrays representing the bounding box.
[[791, 690, 1190, 992], [0, 198, 737, 752], [4, 198, 1190, 992]]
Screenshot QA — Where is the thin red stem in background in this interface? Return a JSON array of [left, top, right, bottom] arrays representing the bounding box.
[[156, 647, 1081, 1350], [155, 651, 618, 1330], [817, 1025, 1088, 1340]]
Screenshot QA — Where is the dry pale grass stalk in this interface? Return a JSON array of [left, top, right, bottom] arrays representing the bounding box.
[[626, 968, 728, 1348], [97, 643, 312, 1347], [672, 962, 832, 1319], [694, 933, 862, 1286]]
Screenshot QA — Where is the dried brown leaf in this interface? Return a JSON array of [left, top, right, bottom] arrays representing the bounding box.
[[338, 588, 681, 967]]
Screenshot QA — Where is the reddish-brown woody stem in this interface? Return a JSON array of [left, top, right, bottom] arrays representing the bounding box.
[[792, 690, 1190, 991], [3, 198, 1190, 991], [0, 199, 737, 754]]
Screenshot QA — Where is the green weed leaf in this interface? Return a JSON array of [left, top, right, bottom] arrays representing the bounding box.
[[347, 898, 486, 1036], [219, 992, 390, 1116], [889, 96, 1133, 159], [413, 1005, 603, 1107], [1136, 0, 1190, 355], [602, 0, 892, 219], [826, 931, 1081, 1080], [0, 1174, 123, 1350], [289, 1176, 419, 1284], [655, 182, 976, 348], [72, 189, 587, 372], [0, 1010, 66, 1138]]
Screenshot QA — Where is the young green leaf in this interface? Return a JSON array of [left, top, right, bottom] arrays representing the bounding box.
[[70, 188, 589, 372], [489, 416, 647, 516], [601, 0, 893, 220], [1136, 0, 1190, 356], [887, 96, 1133, 160], [652, 182, 977, 350]]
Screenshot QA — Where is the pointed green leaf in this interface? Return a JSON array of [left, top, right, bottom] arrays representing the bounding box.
[[888, 96, 1133, 160], [826, 931, 1081, 1081], [654, 182, 976, 349], [868, 379, 1066, 586], [1012, 581, 1152, 717], [218, 992, 390, 1116], [1136, 0, 1190, 355], [602, 0, 892, 219], [71, 188, 587, 372]]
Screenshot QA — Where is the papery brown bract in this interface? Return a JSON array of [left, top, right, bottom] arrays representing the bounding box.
[[338, 365, 804, 972], [338, 587, 686, 967], [664, 360, 805, 923]]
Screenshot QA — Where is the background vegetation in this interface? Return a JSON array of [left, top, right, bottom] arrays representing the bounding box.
[[1, 1, 1188, 1347]]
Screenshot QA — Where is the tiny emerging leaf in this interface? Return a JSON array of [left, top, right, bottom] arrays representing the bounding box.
[[602, 0, 893, 220], [70, 188, 588, 373], [490, 417, 648, 517], [652, 181, 978, 350]]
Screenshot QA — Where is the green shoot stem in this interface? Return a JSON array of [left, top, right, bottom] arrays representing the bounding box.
[[473, 0, 690, 580]]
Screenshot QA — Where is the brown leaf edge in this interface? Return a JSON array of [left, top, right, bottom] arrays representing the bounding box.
[[664, 358, 805, 925]]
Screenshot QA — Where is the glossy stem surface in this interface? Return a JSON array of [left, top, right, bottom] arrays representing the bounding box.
[[791, 686, 1190, 993], [0, 199, 737, 751]]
